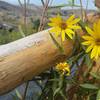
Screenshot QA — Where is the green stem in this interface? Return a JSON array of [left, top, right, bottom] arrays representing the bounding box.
[[23, 81, 29, 100], [80, 0, 84, 21]]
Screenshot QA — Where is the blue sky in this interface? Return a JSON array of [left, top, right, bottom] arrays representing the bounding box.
[[2, 0, 96, 9]]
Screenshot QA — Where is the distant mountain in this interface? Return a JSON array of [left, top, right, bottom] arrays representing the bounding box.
[[0, 0, 43, 29], [0, 1, 20, 11], [0, 1, 42, 15]]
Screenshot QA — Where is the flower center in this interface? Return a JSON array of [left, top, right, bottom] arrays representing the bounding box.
[[60, 22, 67, 30], [95, 38, 100, 45]]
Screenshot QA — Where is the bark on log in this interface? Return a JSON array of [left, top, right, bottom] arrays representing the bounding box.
[[0, 29, 73, 95]]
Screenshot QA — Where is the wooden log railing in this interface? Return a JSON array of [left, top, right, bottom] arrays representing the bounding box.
[[0, 29, 73, 95]]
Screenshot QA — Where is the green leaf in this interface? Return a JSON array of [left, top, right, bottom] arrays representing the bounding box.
[[78, 20, 87, 31], [11, 94, 18, 100], [54, 88, 61, 96], [97, 89, 100, 100], [80, 83, 99, 90], [83, 54, 93, 77], [85, 54, 93, 68], [18, 25, 25, 38], [53, 76, 63, 96], [15, 89, 22, 100], [49, 33, 64, 53], [90, 72, 100, 80], [60, 91, 67, 100]]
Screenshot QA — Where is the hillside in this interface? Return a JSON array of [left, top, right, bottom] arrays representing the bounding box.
[[0, 1, 18, 10], [0, 1, 42, 24]]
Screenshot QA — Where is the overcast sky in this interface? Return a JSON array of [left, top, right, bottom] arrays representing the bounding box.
[[1, 0, 97, 9]]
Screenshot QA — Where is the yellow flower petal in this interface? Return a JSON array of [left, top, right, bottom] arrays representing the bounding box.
[[85, 26, 95, 36], [69, 18, 80, 25], [98, 46, 100, 58], [48, 22, 56, 27], [65, 29, 74, 39], [66, 29, 74, 34], [86, 44, 94, 53], [66, 15, 75, 23], [61, 30, 65, 41], [82, 41, 93, 45], [49, 27, 61, 37], [82, 36, 94, 41], [91, 46, 98, 59], [69, 25, 81, 29], [95, 47, 99, 59]]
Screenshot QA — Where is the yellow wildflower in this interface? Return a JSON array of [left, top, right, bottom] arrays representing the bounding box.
[[56, 62, 70, 76], [48, 14, 80, 41], [82, 20, 100, 59]]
